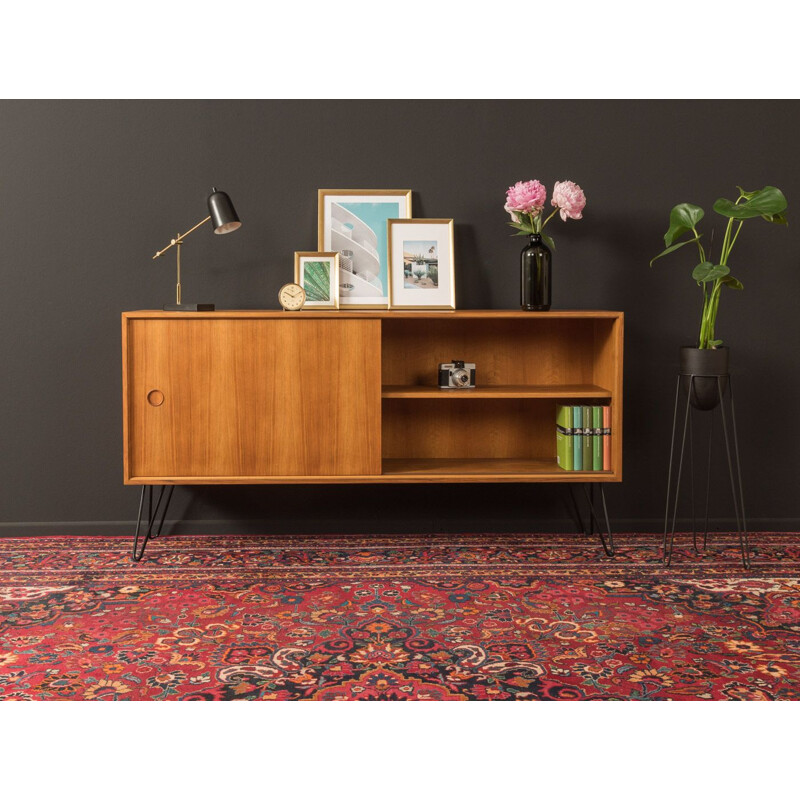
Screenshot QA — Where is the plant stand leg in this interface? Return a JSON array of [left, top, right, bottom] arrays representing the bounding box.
[[132, 485, 174, 562], [718, 376, 750, 569], [664, 375, 693, 566], [662, 376, 682, 561], [689, 404, 697, 552], [698, 407, 714, 553]]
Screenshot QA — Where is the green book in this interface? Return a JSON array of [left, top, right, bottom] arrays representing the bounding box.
[[592, 406, 603, 470], [572, 405, 583, 470], [556, 405, 574, 470], [582, 406, 592, 471]]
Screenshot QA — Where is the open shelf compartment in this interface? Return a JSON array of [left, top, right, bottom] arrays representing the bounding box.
[[381, 316, 617, 391], [379, 314, 621, 481]]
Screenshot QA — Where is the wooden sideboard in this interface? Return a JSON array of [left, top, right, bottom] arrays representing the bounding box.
[[122, 310, 623, 485]]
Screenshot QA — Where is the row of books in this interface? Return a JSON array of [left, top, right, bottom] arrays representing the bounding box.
[[556, 405, 611, 471]]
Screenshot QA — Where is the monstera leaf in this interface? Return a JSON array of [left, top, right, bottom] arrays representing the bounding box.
[[721, 275, 743, 290], [664, 203, 705, 246], [692, 262, 730, 283], [713, 186, 787, 222], [650, 234, 702, 267], [650, 203, 704, 266]]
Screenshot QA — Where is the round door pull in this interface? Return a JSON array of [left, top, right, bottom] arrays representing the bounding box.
[[147, 389, 165, 407]]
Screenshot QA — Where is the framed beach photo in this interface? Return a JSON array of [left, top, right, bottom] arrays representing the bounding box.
[[294, 251, 339, 310], [318, 189, 412, 308], [387, 218, 456, 310]]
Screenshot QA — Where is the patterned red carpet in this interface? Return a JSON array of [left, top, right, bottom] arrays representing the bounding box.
[[0, 532, 798, 700]]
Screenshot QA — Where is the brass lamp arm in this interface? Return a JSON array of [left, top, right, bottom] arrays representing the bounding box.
[[152, 215, 212, 259]]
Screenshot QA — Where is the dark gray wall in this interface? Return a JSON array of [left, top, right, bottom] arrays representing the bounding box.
[[2, 100, 799, 536]]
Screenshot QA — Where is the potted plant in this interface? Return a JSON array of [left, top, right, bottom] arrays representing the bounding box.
[[650, 185, 788, 409]]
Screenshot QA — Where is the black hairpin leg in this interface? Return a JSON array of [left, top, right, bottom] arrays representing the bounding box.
[[563, 484, 592, 538], [585, 484, 614, 557], [132, 485, 174, 562], [568, 484, 614, 556], [663, 374, 749, 568]]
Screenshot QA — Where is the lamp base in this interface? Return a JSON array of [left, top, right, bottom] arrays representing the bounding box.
[[163, 303, 216, 312]]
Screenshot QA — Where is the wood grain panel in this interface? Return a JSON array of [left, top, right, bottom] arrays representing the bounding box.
[[125, 318, 380, 479]]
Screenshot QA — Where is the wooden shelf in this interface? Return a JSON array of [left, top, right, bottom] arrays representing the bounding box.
[[382, 384, 611, 399], [382, 458, 615, 483]]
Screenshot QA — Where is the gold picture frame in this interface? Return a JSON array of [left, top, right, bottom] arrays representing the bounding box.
[[387, 218, 456, 310], [318, 189, 412, 309], [294, 251, 340, 310]]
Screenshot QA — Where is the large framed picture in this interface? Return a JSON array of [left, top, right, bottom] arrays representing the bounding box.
[[318, 189, 412, 308], [387, 218, 456, 310], [294, 251, 339, 310]]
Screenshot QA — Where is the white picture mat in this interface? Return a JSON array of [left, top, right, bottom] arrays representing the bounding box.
[[389, 221, 454, 308]]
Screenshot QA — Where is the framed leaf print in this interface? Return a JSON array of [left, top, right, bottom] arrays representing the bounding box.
[[294, 251, 339, 310]]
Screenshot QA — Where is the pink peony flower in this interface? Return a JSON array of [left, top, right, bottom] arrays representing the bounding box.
[[551, 180, 586, 221], [505, 180, 547, 215]]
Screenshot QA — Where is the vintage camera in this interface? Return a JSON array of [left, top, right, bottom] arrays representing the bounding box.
[[438, 360, 476, 389]]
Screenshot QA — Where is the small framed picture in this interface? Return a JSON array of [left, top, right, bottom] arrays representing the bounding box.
[[387, 218, 455, 310], [318, 189, 412, 308], [294, 252, 340, 310]]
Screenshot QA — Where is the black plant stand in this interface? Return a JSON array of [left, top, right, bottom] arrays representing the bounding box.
[[663, 373, 749, 568], [132, 485, 175, 562], [567, 484, 615, 557]]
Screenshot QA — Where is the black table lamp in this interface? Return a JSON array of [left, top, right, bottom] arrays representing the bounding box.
[[152, 187, 242, 311]]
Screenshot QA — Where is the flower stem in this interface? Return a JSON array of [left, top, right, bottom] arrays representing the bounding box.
[[541, 208, 559, 230]]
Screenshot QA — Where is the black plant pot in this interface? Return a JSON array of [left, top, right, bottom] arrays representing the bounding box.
[[679, 346, 730, 411]]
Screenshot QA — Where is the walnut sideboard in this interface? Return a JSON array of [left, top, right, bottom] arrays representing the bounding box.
[[122, 310, 623, 558]]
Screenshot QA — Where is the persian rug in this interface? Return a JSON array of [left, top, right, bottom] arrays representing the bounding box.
[[0, 532, 798, 700]]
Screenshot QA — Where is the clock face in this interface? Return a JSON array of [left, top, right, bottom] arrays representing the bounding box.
[[278, 283, 306, 311]]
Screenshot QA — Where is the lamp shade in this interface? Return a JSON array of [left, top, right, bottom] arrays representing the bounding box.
[[207, 187, 242, 234]]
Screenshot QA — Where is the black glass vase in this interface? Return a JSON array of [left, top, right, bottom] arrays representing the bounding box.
[[520, 234, 552, 311]]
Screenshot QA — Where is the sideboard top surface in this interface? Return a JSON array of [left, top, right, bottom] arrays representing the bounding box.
[[123, 309, 623, 320]]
